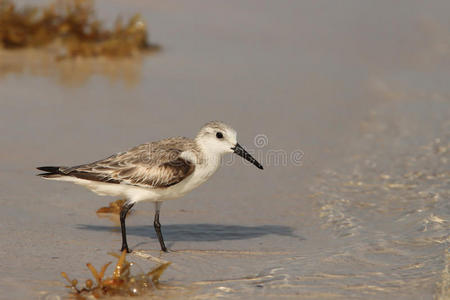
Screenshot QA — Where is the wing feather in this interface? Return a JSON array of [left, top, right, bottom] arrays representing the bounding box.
[[59, 138, 197, 188]]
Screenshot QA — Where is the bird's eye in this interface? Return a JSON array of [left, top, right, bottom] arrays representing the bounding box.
[[216, 132, 224, 139]]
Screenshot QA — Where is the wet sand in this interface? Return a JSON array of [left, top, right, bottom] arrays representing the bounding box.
[[0, 0, 449, 299]]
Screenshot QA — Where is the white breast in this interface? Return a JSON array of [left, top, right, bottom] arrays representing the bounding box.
[[160, 151, 221, 200]]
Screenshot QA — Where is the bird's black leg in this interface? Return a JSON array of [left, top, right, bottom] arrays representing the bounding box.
[[154, 202, 168, 252], [120, 202, 135, 253]]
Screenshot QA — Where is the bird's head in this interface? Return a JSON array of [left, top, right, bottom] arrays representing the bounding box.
[[195, 121, 263, 169]]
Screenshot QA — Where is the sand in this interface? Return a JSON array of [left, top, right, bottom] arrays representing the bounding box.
[[0, 0, 449, 299]]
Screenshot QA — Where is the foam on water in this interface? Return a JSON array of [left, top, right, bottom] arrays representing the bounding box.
[[307, 100, 450, 299]]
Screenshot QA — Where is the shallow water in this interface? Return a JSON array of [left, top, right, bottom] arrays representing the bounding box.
[[0, 0, 449, 299]]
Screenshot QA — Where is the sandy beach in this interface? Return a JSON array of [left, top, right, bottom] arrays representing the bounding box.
[[0, 0, 449, 299]]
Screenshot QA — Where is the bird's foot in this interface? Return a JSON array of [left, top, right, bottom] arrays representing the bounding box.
[[120, 245, 132, 253], [159, 243, 168, 253]]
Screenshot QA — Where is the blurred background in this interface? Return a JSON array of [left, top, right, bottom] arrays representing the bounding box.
[[0, 0, 449, 299]]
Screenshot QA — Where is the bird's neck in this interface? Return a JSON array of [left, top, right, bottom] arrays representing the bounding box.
[[194, 140, 222, 171]]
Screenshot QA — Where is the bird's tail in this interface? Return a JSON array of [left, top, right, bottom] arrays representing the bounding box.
[[36, 166, 65, 178]]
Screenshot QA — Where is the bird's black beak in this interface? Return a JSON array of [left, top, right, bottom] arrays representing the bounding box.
[[232, 143, 263, 170]]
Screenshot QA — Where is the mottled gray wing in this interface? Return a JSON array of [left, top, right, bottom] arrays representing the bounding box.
[[59, 139, 196, 188]]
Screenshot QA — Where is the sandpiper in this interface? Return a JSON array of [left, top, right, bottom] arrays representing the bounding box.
[[37, 121, 263, 252]]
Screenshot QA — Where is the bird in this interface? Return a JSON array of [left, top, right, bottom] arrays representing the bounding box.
[[37, 121, 263, 253]]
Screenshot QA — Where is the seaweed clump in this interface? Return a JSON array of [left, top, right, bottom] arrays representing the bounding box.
[[96, 199, 132, 226], [96, 199, 127, 215], [0, 0, 159, 58], [61, 250, 171, 299]]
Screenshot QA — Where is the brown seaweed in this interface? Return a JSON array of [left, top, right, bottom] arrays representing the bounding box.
[[61, 250, 171, 298], [0, 0, 160, 58], [96, 199, 132, 226], [96, 199, 127, 215]]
